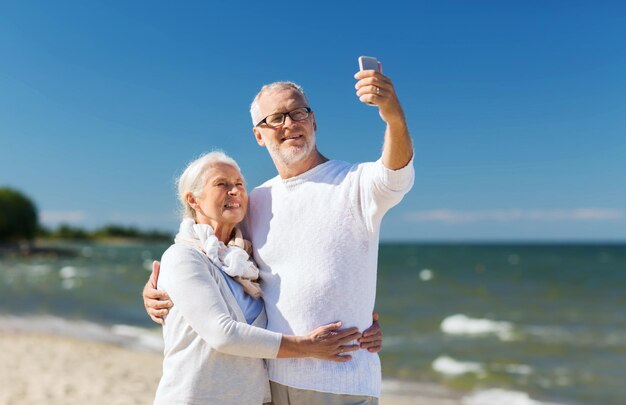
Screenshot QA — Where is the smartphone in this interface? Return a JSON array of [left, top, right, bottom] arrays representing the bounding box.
[[358, 56, 382, 72], [358, 56, 382, 106]]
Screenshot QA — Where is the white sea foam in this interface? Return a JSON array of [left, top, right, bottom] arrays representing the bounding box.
[[522, 324, 626, 348], [441, 314, 514, 340], [420, 268, 434, 281], [462, 388, 545, 405], [59, 266, 78, 279], [432, 355, 484, 376]]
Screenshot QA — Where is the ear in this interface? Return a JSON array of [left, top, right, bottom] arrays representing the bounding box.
[[311, 112, 317, 132], [253, 127, 266, 147], [186, 193, 199, 210]]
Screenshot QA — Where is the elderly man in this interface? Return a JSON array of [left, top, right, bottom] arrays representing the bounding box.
[[144, 66, 413, 404]]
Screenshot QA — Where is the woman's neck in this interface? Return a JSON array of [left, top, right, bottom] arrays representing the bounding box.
[[210, 224, 235, 244]]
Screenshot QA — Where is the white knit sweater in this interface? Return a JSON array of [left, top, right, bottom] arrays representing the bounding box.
[[244, 158, 414, 397], [154, 243, 282, 405]]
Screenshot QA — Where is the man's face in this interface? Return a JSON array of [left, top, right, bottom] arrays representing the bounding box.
[[252, 88, 317, 167]]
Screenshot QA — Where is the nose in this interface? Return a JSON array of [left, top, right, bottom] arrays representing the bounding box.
[[228, 185, 239, 195], [282, 114, 297, 128]]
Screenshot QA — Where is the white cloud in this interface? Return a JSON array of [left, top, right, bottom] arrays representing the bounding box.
[[40, 210, 86, 225], [407, 209, 624, 223]]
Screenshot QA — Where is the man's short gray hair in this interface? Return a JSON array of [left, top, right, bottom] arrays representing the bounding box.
[[250, 81, 309, 126], [176, 151, 242, 221]]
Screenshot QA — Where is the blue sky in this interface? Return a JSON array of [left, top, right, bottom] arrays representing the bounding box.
[[1, 1, 624, 241]]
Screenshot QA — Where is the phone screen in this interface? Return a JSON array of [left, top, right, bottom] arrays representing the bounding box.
[[359, 56, 380, 72]]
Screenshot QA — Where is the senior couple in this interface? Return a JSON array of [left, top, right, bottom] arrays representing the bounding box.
[[143, 66, 414, 404]]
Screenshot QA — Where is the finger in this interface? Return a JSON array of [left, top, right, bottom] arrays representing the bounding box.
[[367, 345, 382, 353], [149, 315, 164, 325], [361, 327, 381, 339], [355, 78, 388, 92], [354, 70, 373, 79], [359, 338, 381, 348], [320, 321, 343, 332], [354, 70, 388, 80], [331, 354, 353, 362], [360, 323, 382, 338], [359, 94, 380, 105], [358, 332, 382, 343], [336, 332, 362, 345], [362, 312, 382, 338], [369, 86, 384, 97], [330, 327, 360, 339], [354, 74, 392, 89], [356, 85, 385, 99], [145, 298, 173, 309], [148, 307, 170, 317], [362, 324, 381, 337], [318, 323, 352, 337], [149, 260, 160, 288], [144, 289, 171, 301], [336, 344, 360, 353]]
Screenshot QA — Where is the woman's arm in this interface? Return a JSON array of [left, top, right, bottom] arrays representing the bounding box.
[[161, 246, 361, 362], [160, 246, 281, 359], [144, 260, 382, 354]]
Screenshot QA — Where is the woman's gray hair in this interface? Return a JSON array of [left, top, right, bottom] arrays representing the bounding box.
[[176, 151, 242, 220], [249, 81, 308, 126]]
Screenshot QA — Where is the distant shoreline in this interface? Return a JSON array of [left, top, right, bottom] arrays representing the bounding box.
[[0, 238, 171, 257], [0, 242, 78, 257], [380, 240, 626, 246]]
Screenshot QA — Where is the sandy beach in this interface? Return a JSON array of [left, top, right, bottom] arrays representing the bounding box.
[[0, 330, 463, 405], [0, 331, 162, 405]]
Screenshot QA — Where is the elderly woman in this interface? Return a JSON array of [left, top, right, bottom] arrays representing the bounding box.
[[153, 151, 361, 405]]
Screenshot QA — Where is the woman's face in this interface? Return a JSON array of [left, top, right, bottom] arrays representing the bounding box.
[[190, 162, 248, 230]]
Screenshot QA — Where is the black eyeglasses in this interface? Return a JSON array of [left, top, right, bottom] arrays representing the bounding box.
[[255, 107, 312, 128]]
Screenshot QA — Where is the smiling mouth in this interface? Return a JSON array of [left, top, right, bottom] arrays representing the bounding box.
[[281, 134, 302, 142], [224, 202, 241, 208]]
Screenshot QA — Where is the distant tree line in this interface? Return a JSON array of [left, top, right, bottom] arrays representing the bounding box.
[[37, 224, 172, 241], [0, 187, 38, 241], [0, 187, 171, 242]]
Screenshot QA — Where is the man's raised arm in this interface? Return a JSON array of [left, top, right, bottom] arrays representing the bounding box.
[[354, 69, 413, 170]]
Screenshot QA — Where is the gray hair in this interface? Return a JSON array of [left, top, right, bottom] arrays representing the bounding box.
[[250, 81, 309, 126], [176, 151, 242, 220]]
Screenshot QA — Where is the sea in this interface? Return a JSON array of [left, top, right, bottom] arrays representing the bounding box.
[[1, 241, 624, 405]]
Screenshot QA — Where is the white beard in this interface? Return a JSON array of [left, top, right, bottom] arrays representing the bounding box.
[[267, 133, 316, 167]]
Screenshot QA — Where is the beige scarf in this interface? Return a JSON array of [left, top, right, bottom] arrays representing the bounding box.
[[175, 218, 263, 298]]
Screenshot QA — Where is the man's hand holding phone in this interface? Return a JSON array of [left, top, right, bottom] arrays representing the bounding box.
[[355, 56, 405, 126]]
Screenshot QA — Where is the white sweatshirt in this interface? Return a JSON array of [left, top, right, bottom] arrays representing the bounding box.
[[244, 158, 414, 397]]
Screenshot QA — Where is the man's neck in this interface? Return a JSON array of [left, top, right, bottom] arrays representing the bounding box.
[[275, 151, 328, 179]]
